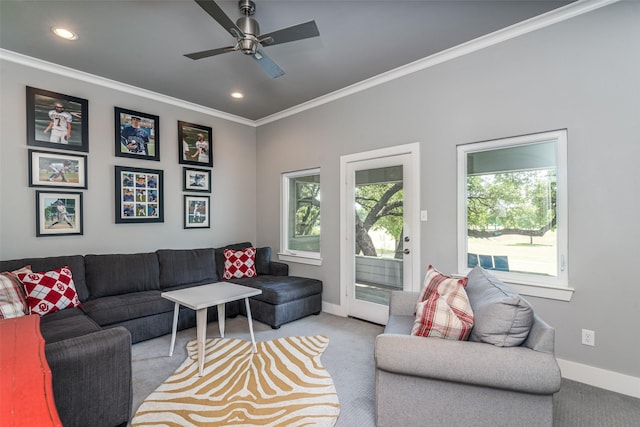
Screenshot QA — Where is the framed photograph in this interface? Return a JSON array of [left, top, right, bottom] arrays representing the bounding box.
[[36, 191, 83, 236], [184, 195, 210, 229], [178, 121, 213, 167], [115, 166, 164, 223], [29, 149, 87, 189], [183, 167, 211, 193], [115, 107, 160, 161], [26, 86, 89, 152]]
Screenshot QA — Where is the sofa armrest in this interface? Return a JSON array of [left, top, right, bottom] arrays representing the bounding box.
[[269, 261, 289, 276], [375, 333, 561, 395], [389, 291, 419, 316], [45, 327, 132, 427]]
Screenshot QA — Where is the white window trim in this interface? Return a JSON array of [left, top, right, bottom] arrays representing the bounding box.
[[457, 130, 573, 301], [279, 168, 322, 266]]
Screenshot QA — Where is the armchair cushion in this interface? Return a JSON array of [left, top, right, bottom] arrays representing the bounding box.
[[466, 266, 534, 347], [411, 266, 473, 340]]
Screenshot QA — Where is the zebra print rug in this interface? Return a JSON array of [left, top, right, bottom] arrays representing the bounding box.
[[131, 335, 340, 426]]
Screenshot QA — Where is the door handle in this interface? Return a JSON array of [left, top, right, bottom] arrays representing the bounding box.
[[395, 249, 410, 255]]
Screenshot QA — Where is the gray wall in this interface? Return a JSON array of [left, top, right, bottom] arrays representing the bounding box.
[[256, 2, 640, 377], [0, 60, 257, 259]]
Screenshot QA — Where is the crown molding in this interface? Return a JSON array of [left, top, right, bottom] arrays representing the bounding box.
[[256, 0, 620, 126], [0, 48, 255, 127], [1, 0, 619, 128]]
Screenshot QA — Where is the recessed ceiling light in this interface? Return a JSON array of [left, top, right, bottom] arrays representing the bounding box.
[[231, 92, 244, 99], [51, 27, 78, 41]]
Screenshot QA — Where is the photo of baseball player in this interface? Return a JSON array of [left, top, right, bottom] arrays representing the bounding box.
[[48, 199, 74, 228], [115, 108, 157, 160], [43, 102, 73, 143], [30, 89, 85, 149], [47, 160, 71, 182]]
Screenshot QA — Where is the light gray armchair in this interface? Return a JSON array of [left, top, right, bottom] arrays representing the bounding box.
[[375, 289, 561, 427]]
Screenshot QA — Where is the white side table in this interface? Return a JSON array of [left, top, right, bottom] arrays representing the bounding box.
[[161, 281, 262, 376]]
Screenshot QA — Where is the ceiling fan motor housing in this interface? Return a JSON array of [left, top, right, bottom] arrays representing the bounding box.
[[236, 16, 259, 54]]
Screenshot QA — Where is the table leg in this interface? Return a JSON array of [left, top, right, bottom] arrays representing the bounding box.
[[169, 302, 179, 356], [244, 298, 258, 354], [217, 303, 226, 337], [196, 308, 207, 377]]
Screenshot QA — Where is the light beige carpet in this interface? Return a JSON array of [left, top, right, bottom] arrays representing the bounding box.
[[131, 335, 339, 427]]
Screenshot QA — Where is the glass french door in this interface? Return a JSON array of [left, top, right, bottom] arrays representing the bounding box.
[[343, 151, 416, 325]]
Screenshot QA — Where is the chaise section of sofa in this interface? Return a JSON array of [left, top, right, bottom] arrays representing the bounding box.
[[214, 242, 323, 328]]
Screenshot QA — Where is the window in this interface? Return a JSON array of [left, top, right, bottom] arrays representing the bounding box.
[[457, 130, 571, 300], [279, 168, 322, 265]]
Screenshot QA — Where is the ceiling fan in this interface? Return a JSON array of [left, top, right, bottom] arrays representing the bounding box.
[[185, 0, 320, 78]]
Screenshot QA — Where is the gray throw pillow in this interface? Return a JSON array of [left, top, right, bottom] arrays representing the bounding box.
[[466, 266, 534, 347]]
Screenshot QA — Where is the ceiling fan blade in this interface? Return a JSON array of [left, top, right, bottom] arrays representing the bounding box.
[[194, 0, 244, 38], [184, 45, 236, 60], [259, 20, 319, 47], [252, 48, 285, 78]]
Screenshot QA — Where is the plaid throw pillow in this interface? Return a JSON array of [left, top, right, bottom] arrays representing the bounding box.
[[18, 266, 81, 316], [0, 272, 30, 319], [223, 247, 257, 279], [411, 265, 474, 340]]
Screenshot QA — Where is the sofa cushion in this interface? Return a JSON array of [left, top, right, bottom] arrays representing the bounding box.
[[38, 307, 102, 344], [156, 248, 218, 289], [0, 271, 30, 318], [85, 253, 160, 299], [18, 266, 81, 316], [228, 275, 322, 305], [223, 247, 257, 279], [466, 266, 534, 347], [214, 242, 253, 278], [0, 256, 89, 302], [81, 290, 174, 327], [411, 265, 473, 340], [255, 247, 272, 275]]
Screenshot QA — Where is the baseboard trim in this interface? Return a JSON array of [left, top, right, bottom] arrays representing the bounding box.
[[556, 359, 640, 398]]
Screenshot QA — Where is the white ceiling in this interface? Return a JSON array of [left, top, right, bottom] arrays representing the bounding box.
[[0, 1, 575, 121]]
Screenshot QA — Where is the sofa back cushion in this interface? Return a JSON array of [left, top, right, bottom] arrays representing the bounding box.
[[466, 266, 534, 347], [85, 253, 160, 299], [0, 255, 89, 302], [156, 248, 218, 289]]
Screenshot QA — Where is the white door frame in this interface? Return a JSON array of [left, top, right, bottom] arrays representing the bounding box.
[[339, 142, 421, 323]]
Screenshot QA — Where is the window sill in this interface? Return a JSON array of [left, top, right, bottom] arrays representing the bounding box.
[[505, 281, 574, 302], [278, 252, 323, 266], [455, 273, 574, 301]]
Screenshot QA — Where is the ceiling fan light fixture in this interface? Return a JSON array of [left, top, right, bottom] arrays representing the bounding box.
[[51, 27, 78, 40]]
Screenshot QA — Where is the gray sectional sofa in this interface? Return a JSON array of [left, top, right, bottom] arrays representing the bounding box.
[[0, 241, 322, 427]]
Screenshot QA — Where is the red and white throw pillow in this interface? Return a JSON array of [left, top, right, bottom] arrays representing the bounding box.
[[0, 271, 30, 319], [223, 247, 257, 279], [17, 266, 81, 316], [411, 265, 474, 340]]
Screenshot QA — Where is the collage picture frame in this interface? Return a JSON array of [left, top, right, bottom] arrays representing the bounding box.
[[115, 165, 164, 223]]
